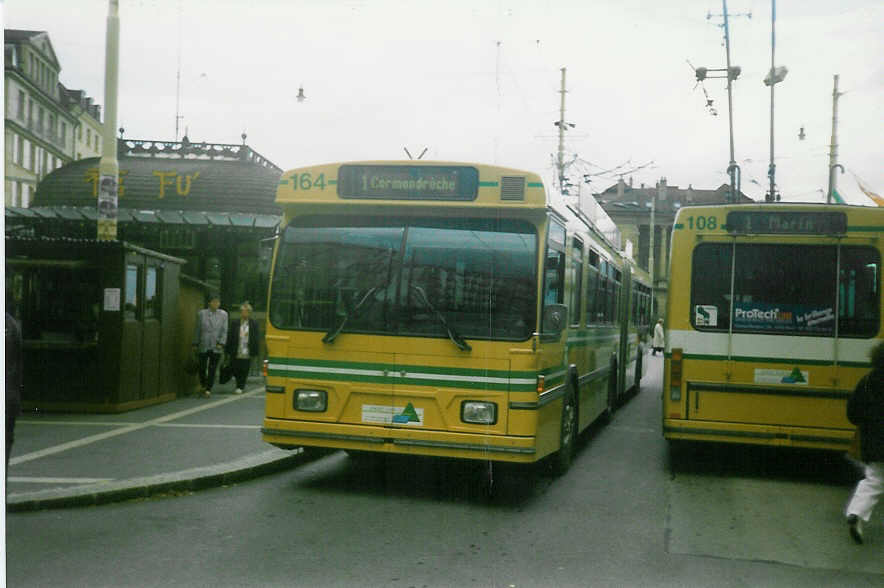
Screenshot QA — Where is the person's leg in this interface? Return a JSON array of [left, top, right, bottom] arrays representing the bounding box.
[[234, 358, 249, 391], [206, 352, 221, 391], [847, 462, 884, 522], [197, 351, 210, 390]]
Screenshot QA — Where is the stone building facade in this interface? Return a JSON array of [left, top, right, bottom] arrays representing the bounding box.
[[595, 177, 753, 318]]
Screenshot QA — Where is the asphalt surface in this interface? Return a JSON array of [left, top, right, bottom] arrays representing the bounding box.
[[5, 376, 306, 512]]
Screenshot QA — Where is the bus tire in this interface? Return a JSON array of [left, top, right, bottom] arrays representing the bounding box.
[[551, 389, 577, 476]]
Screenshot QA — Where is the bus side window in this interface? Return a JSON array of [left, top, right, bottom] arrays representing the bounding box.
[[543, 221, 566, 306], [586, 249, 599, 325], [839, 246, 880, 336], [570, 238, 584, 326]]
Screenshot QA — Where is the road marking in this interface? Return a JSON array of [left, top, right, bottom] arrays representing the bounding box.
[[17, 420, 130, 427], [9, 387, 263, 466], [9, 476, 114, 484], [154, 423, 261, 430]]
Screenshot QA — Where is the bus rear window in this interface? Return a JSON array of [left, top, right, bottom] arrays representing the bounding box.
[[691, 243, 879, 337]]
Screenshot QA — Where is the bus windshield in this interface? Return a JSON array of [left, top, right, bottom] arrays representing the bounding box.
[[691, 243, 879, 337], [269, 215, 537, 341]]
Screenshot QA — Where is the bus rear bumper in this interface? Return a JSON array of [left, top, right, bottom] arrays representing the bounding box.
[[262, 418, 538, 463], [663, 419, 853, 451]]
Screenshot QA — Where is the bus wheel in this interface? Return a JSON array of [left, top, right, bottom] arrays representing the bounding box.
[[551, 391, 577, 476]]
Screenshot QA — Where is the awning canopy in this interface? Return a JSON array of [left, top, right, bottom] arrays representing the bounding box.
[[5, 206, 280, 230]]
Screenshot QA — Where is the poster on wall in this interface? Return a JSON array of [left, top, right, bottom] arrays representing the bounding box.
[[103, 288, 121, 311]]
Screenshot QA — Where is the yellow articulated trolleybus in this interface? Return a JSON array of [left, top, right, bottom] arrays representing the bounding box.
[[261, 161, 649, 473], [663, 203, 883, 451]]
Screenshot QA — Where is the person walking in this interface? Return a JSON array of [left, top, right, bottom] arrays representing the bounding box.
[[225, 302, 260, 395], [845, 340, 884, 544], [192, 293, 228, 398], [652, 318, 665, 356]]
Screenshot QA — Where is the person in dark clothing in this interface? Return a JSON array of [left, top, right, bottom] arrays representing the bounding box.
[[845, 340, 884, 544], [6, 312, 23, 473], [225, 302, 260, 394]]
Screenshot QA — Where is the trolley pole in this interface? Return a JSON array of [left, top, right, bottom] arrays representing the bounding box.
[[722, 0, 738, 203], [765, 0, 778, 202], [556, 67, 567, 192], [98, 0, 120, 241], [826, 74, 843, 204]]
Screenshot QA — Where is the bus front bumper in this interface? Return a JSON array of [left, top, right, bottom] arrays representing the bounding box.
[[663, 419, 853, 451], [262, 418, 538, 463]]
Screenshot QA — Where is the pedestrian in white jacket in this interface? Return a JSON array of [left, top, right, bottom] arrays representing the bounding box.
[[652, 318, 665, 356]]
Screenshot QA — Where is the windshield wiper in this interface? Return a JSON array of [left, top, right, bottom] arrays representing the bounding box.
[[322, 286, 378, 344], [409, 284, 472, 352]]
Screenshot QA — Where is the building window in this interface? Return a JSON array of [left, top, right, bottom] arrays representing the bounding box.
[[11, 182, 19, 207], [25, 185, 34, 208], [125, 264, 139, 320], [144, 266, 161, 319], [16, 134, 24, 165], [86, 128, 91, 146], [61, 122, 67, 148], [95, 135, 100, 151], [78, 125, 82, 140], [17, 90, 25, 120], [28, 100, 33, 127], [38, 106, 44, 134], [28, 142, 35, 171]]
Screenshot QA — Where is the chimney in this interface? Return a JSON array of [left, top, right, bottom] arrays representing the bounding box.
[[687, 184, 694, 203], [629, 176, 633, 188], [658, 177, 668, 201], [617, 177, 625, 198]]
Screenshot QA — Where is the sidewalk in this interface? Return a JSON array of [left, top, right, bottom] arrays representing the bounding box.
[[6, 377, 306, 512]]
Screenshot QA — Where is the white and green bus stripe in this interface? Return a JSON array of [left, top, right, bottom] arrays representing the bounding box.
[[266, 357, 537, 392]]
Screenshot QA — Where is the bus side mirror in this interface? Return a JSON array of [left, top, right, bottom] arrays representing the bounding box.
[[542, 304, 568, 339]]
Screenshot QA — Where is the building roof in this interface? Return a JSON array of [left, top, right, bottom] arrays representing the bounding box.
[[4, 29, 59, 68], [33, 141, 283, 216], [595, 179, 754, 214]]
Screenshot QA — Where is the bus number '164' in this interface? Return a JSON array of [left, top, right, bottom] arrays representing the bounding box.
[[290, 173, 326, 190], [686, 215, 718, 230]]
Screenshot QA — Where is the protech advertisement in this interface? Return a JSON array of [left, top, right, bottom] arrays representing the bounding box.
[[732, 302, 834, 333]]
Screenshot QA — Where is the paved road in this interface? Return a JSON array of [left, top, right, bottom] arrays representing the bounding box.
[[6, 355, 882, 587]]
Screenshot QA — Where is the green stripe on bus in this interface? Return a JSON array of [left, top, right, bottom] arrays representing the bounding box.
[[329, 179, 337, 185], [278, 180, 289, 185], [527, 182, 544, 188], [672, 352, 870, 369], [848, 225, 884, 232], [479, 181, 499, 187], [674, 223, 684, 230]]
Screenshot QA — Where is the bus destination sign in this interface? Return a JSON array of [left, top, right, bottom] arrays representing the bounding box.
[[726, 211, 847, 235], [337, 165, 479, 201]]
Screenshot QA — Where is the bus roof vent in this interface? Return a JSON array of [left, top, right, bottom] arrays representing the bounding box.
[[500, 176, 526, 201]]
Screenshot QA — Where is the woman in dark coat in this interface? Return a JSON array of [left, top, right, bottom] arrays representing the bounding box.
[[225, 302, 261, 394], [845, 340, 884, 544]]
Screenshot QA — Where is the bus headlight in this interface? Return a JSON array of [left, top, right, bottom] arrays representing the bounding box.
[[461, 401, 497, 425], [295, 389, 327, 412]]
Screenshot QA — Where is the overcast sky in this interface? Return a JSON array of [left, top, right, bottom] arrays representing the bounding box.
[[4, 0, 882, 204]]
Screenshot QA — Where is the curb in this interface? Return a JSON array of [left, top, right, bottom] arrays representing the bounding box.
[[6, 448, 306, 512]]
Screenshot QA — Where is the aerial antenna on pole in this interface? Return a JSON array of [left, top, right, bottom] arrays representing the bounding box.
[[404, 147, 413, 160]]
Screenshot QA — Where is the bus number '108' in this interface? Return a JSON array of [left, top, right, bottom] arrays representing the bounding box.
[[685, 215, 718, 231]]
